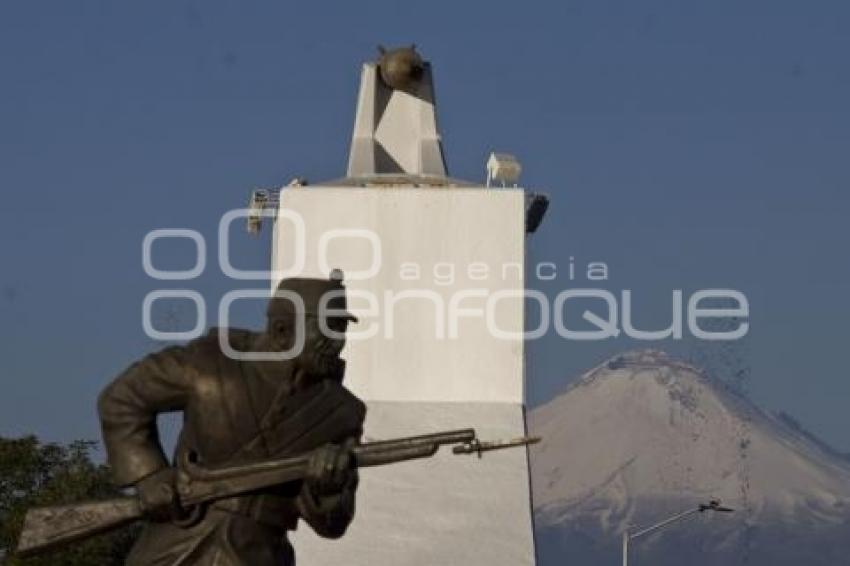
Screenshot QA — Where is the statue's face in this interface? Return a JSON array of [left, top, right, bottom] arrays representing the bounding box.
[[267, 309, 350, 378]]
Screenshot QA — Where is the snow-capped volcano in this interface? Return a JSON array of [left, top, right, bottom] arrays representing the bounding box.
[[529, 350, 850, 566]]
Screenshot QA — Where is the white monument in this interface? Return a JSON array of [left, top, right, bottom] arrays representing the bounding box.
[[262, 47, 547, 565]]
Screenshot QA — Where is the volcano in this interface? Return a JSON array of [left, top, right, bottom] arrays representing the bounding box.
[[529, 350, 850, 565]]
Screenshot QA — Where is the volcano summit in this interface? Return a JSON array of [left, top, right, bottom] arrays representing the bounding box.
[[530, 350, 850, 566]]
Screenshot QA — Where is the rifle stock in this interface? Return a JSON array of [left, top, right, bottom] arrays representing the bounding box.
[[16, 497, 142, 558]]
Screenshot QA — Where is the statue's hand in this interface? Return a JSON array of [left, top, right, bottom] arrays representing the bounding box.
[[299, 440, 358, 537], [304, 440, 355, 498], [136, 467, 180, 521]]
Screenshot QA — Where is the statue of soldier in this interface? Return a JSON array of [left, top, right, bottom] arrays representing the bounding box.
[[97, 275, 365, 565]]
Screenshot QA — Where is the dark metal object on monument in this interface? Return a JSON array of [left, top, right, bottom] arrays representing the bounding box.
[[377, 45, 424, 90], [525, 193, 550, 234], [16, 429, 540, 558]]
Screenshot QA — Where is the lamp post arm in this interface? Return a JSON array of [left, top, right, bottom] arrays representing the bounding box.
[[630, 506, 701, 540]]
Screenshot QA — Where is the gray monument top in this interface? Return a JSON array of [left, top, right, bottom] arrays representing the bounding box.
[[346, 46, 449, 181]]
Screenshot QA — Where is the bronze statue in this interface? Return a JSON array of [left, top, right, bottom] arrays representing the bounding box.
[[98, 275, 364, 565], [15, 275, 541, 563]]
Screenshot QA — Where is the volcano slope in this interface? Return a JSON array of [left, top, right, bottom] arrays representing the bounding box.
[[529, 350, 850, 566]]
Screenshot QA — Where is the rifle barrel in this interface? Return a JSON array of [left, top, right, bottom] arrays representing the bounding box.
[[359, 428, 476, 453]]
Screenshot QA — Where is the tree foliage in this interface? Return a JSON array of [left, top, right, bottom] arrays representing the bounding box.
[[0, 436, 136, 565]]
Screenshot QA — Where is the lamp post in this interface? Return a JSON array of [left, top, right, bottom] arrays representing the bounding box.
[[622, 500, 734, 566]]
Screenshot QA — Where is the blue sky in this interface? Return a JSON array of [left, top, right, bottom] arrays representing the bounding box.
[[1, 1, 849, 451]]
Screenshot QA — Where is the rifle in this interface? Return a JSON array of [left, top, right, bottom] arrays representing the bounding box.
[[15, 429, 539, 558]]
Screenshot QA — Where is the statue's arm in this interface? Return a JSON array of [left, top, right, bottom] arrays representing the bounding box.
[[97, 345, 194, 487], [296, 393, 367, 538]]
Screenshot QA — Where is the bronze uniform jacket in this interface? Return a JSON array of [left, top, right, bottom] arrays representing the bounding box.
[[97, 328, 366, 536]]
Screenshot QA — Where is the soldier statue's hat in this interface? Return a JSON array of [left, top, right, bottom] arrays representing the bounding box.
[[267, 269, 358, 322]]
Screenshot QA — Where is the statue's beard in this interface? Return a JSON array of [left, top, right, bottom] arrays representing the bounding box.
[[300, 337, 343, 379]]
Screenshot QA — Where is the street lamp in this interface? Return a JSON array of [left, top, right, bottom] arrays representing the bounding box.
[[622, 500, 733, 566]]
